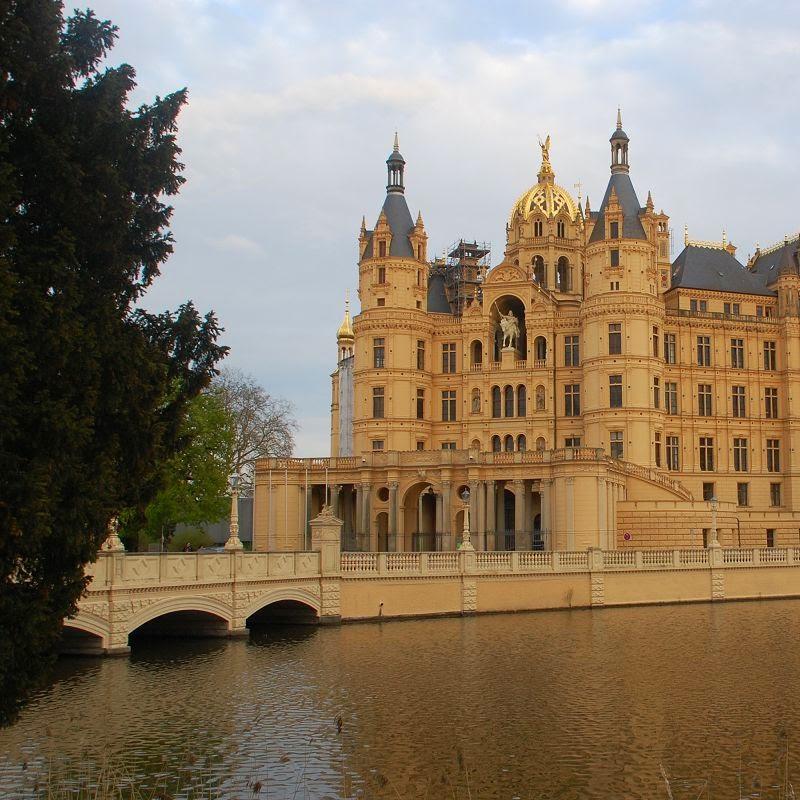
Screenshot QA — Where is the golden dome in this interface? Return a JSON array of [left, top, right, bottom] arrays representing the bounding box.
[[509, 135, 579, 223], [337, 293, 354, 341]]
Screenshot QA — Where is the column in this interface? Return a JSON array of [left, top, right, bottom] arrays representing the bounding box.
[[388, 482, 398, 552], [496, 481, 505, 548], [354, 484, 362, 547], [435, 492, 444, 550], [513, 479, 525, 550], [597, 477, 608, 550], [417, 491, 425, 551], [304, 486, 312, 547], [566, 477, 575, 550], [361, 483, 372, 551], [476, 481, 486, 551], [331, 484, 341, 518], [469, 480, 479, 549], [607, 481, 616, 549], [486, 480, 496, 551], [442, 482, 452, 548], [298, 485, 305, 549], [541, 479, 552, 550]]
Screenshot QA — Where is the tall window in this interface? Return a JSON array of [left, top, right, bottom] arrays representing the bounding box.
[[517, 385, 527, 417], [697, 335, 711, 366], [770, 482, 782, 507], [654, 431, 662, 467], [534, 219, 543, 237], [732, 385, 746, 418], [664, 333, 677, 364], [610, 249, 620, 268], [417, 340, 425, 370], [610, 221, 619, 239], [666, 435, 680, 471], [698, 384, 712, 416], [372, 387, 385, 418], [730, 338, 744, 368], [609, 375, 623, 408], [557, 220, 566, 238], [699, 436, 714, 471], [378, 240, 386, 258], [653, 377, 660, 409], [504, 385, 514, 418], [517, 434, 527, 452], [665, 382, 678, 415], [609, 323, 622, 355], [690, 299, 708, 312], [373, 337, 385, 369], [764, 341, 777, 371], [737, 482, 749, 507], [610, 431, 624, 459], [416, 388, 424, 420], [491, 435, 501, 453], [766, 439, 780, 472], [565, 384, 580, 417], [765, 387, 778, 419], [504, 435, 514, 452], [652, 327, 660, 358], [733, 437, 748, 472], [377, 266, 386, 284], [442, 343, 456, 373], [491, 386, 501, 418], [702, 482, 715, 501], [766, 529, 776, 548], [372, 439, 384, 451], [441, 390, 456, 422], [564, 335, 580, 367]]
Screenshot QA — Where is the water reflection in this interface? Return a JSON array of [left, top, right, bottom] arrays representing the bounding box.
[[1, 601, 800, 798]]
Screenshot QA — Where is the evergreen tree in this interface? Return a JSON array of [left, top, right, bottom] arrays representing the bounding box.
[[0, 2, 227, 725]]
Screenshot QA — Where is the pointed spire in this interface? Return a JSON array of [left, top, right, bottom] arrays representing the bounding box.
[[393, 131, 399, 152], [416, 210, 424, 226], [360, 215, 367, 235], [609, 109, 630, 172], [337, 289, 354, 342], [584, 195, 591, 214], [646, 190, 654, 211], [617, 107, 623, 130], [684, 224, 689, 246], [386, 132, 405, 193], [722, 229, 727, 247]]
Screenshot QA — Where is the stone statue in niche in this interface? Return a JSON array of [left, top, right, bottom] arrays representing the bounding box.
[[471, 390, 481, 413], [535, 385, 545, 411], [500, 311, 520, 349]]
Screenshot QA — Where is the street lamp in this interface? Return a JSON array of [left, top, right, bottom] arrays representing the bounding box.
[[709, 494, 719, 547], [459, 486, 474, 551], [224, 473, 244, 551]]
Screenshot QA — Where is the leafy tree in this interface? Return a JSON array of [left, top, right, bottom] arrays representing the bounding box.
[[211, 368, 297, 494], [0, 2, 227, 725], [167, 528, 214, 553], [124, 391, 235, 548]]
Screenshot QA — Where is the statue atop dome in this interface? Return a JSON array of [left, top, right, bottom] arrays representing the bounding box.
[[537, 134, 554, 182], [538, 134, 551, 165]]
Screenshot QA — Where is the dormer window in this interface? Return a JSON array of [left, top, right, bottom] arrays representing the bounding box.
[[610, 221, 619, 239], [378, 240, 386, 258]]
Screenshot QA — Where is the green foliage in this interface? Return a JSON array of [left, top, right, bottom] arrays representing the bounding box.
[[0, 2, 227, 724], [168, 528, 215, 553], [129, 391, 235, 544]]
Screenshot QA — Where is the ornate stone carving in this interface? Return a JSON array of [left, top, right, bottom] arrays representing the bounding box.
[[590, 573, 605, 606], [461, 579, 477, 613], [500, 311, 520, 348]]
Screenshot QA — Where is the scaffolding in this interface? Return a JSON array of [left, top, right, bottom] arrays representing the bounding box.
[[432, 239, 491, 316]]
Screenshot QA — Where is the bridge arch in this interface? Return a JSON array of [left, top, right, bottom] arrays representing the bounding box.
[[126, 595, 234, 640], [244, 587, 321, 626], [62, 613, 110, 654]]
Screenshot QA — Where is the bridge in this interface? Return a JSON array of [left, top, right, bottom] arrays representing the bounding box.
[[67, 508, 800, 655]]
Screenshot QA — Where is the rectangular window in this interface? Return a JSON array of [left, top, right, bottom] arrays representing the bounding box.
[[441, 390, 456, 421], [696, 335, 711, 366], [737, 482, 749, 507], [699, 436, 714, 471], [731, 385, 746, 418], [372, 387, 385, 419], [724, 302, 741, 316], [564, 384, 581, 417], [610, 221, 619, 239], [698, 384, 712, 416], [378, 240, 386, 258], [765, 387, 778, 419], [664, 333, 677, 364], [377, 266, 386, 284], [610, 430, 624, 459], [442, 343, 456, 373], [733, 437, 748, 472], [666, 435, 680, 471], [690, 299, 708, 312], [766, 439, 780, 472], [652, 326, 660, 358], [565, 436, 582, 447], [610, 281, 620, 291], [653, 377, 660, 409], [766, 529, 776, 548], [610, 249, 620, 267], [564, 335, 580, 367], [654, 431, 662, 467], [764, 341, 777, 370], [757, 305, 764, 318], [373, 337, 385, 369], [665, 382, 678, 415], [608, 323, 622, 355], [441, 441, 456, 450], [766, 306, 774, 317], [416, 440, 425, 451], [417, 340, 425, 370], [416, 388, 424, 420], [376, 297, 385, 307], [372, 439, 384, 451], [609, 374, 623, 408], [730, 338, 744, 369], [702, 482, 715, 501], [770, 482, 782, 507]]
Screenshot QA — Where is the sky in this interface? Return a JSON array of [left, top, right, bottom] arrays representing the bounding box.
[[88, 0, 800, 456]]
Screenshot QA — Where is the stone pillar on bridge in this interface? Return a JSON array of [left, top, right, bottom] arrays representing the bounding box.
[[310, 506, 343, 624]]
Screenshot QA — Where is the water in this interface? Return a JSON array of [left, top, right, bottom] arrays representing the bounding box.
[[2, 600, 800, 799]]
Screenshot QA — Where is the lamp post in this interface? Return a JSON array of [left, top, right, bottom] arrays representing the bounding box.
[[459, 486, 474, 551], [709, 494, 719, 547], [224, 474, 244, 551]]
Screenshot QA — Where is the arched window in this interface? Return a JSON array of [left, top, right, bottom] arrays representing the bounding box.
[[470, 340, 483, 366], [471, 438, 481, 450], [471, 387, 481, 414], [504, 385, 514, 418], [536, 436, 546, 451], [504, 435, 514, 452], [535, 385, 546, 411], [557, 257, 570, 292], [532, 255, 545, 286], [534, 336, 547, 361], [517, 385, 527, 417], [517, 434, 527, 452], [491, 435, 501, 453], [534, 219, 543, 237], [557, 220, 566, 238], [491, 386, 501, 418]]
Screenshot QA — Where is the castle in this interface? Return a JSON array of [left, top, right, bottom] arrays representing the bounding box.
[[253, 113, 800, 554]]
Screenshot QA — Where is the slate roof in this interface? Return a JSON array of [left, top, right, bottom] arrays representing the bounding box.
[[670, 245, 775, 296], [587, 172, 647, 243], [751, 236, 800, 281], [427, 272, 452, 314], [361, 192, 415, 259]]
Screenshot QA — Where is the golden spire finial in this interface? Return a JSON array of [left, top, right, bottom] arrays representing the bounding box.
[[617, 107, 623, 130], [393, 131, 399, 153], [684, 224, 689, 246], [537, 134, 553, 181], [337, 290, 354, 341], [722, 229, 727, 247]]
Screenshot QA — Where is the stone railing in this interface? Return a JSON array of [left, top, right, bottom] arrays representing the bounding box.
[[665, 308, 779, 325], [609, 458, 693, 500]]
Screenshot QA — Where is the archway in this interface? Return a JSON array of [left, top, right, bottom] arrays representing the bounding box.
[[470, 340, 483, 366], [500, 488, 516, 550], [60, 624, 105, 656], [376, 511, 390, 552], [402, 482, 438, 551], [490, 294, 527, 360], [557, 256, 571, 292], [247, 600, 319, 627], [532, 255, 545, 286], [129, 610, 231, 641]]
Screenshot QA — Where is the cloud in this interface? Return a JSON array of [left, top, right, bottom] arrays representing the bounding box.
[[208, 233, 265, 258]]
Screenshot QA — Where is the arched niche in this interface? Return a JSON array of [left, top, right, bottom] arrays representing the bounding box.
[[490, 294, 527, 360]]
